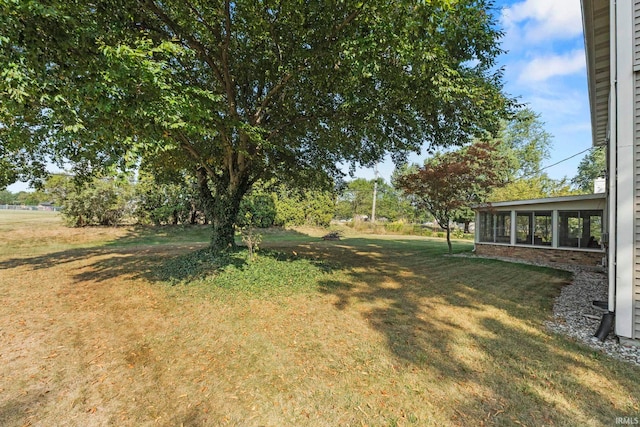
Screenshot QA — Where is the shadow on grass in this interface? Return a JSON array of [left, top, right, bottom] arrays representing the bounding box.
[[0, 225, 319, 285], [299, 237, 639, 425], [0, 388, 52, 427], [1, 227, 638, 424]]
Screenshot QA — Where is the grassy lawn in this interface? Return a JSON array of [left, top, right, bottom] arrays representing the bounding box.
[[1, 210, 639, 426]]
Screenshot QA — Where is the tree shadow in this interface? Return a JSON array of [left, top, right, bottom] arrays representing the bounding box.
[[305, 237, 640, 425], [0, 387, 52, 427], [2, 229, 638, 424], [0, 225, 320, 285]]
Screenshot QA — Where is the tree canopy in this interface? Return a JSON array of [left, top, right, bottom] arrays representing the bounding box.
[[572, 146, 606, 193], [486, 108, 574, 202], [1, 0, 512, 249], [495, 107, 551, 179], [398, 141, 508, 253]]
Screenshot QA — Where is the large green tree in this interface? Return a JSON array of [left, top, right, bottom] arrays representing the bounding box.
[[1, 0, 511, 250], [486, 108, 574, 201], [496, 107, 551, 178], [336, 178, 375, 219], [571, 146, 606, 193]]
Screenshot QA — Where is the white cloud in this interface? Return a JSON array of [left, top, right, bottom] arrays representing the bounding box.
[[501, 0, 583, 44], [517, 49, 585, 83]]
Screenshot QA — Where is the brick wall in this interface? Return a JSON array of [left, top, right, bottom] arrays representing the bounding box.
[[475, 243, 605, 267]]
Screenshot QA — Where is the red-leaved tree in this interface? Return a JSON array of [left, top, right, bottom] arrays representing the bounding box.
[[398, 141, 507, 254]]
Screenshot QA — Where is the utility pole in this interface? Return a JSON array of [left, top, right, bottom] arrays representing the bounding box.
[[371, 164, 378, 223]]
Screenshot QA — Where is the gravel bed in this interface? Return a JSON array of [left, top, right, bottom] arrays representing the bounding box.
[[453, 253, 640, 366]]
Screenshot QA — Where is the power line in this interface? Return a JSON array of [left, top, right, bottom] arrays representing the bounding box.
[[537, 146, 595, 173], [340, 145, 600, 192], [514, 145, 598, 181]]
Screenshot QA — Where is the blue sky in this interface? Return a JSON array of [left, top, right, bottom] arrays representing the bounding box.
[[8, 0, 591, 192], [355, 0, 592, 184]]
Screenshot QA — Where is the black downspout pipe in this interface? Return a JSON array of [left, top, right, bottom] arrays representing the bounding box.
[[594, 312, 615, 341]]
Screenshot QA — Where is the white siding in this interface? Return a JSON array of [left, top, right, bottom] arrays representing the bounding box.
[[635, 1, 640, 71], [614, 0, 636, 339], [635, 66, 640, 339], [635, 1, 640, 338]]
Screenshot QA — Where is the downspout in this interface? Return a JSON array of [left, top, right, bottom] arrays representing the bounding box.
[[608, 0, 618, 327], [596, 0, 617, 341], [473, 210, 478, 253]]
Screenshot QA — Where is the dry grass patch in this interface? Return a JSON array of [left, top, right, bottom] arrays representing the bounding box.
[[0, 213, 639, 426], [0, 211, 129, 257]]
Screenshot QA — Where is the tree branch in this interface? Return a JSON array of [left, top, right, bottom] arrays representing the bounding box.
[[253, 73, 293, 125], [265, 114, 318, 141], [141, 0, 225, 89], [221, 0, 238, 118], [183, 0, 223, 44], [253, 1, 367, 125], [177, 132, 217, 179], [332, 3, 367, 38]]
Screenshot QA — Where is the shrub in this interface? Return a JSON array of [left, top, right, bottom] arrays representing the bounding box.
[[49, 176, 133, 226], [135, 178, 199, 225], [238, 193, 277, 228], [384, 221, 405, 233], [273, 187, 335, 227], [451, 228, 465, 239]]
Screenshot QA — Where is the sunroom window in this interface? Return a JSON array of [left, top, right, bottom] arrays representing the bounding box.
[[534, 212, 552, 246], [516, 212, 531, 244], [478, 212, 494, 242], [558, 210, 603, 249], [515, 211, 552, 246], [478, 211, 511, 243], [495, 212, 511, 243]]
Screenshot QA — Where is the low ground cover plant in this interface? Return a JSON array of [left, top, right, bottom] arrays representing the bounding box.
[[156, 248, 333, 297]]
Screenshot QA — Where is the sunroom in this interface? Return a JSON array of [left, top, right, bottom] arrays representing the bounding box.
[[473, 193, 607, 267]]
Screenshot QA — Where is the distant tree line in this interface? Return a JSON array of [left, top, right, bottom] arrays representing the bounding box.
[[4, 108, 606, 232], [4, 174, 337, 228]]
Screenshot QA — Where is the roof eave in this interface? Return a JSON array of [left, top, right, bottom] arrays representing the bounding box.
[[581, 0, 610, 147], [472, 193, 606, 210]]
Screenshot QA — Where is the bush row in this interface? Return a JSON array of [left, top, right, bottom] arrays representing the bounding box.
[[344, 220, 473, 240]]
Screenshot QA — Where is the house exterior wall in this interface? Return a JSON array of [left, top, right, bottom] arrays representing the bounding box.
[[633, 0, 640, 340], [614, 0, 636, 340], [475, 244, 604, 267], [582, 0, 640, 341]]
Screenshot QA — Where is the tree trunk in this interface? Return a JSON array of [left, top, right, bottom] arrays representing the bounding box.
[[210, 189, 245, 251], [463, 221, 470, 234], [434, 215, 453, 255], [209, 174, 251, 252]]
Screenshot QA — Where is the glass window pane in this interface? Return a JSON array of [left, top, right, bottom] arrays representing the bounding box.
[[559, 210, 603, 249], [582, 211, 603, 248], [479, 212, 493, 243], [516, 212, 532, 245], [534, 212, 552, 246], [496, 212, 511, 243], [559, 211, 580, 247]]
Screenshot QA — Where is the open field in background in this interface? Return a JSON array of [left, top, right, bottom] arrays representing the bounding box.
[[1, 210, 639, 426]]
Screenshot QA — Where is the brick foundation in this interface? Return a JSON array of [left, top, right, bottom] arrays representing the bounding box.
[[474, 243, 605, 267]]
